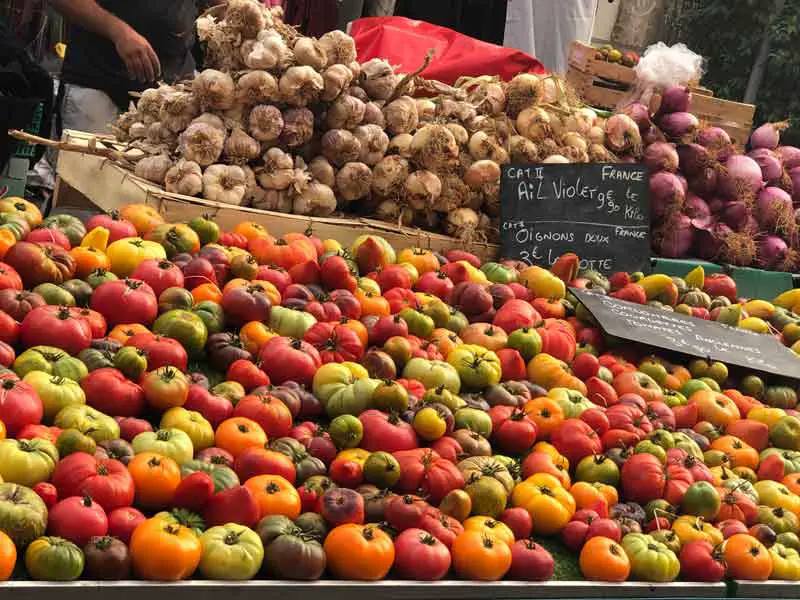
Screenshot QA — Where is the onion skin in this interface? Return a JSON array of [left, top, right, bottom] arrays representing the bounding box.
[[605, 114, 642, 153], [757, 235, 789, 269], [643, 142, 679, 173], [790, 166, 800, 205], [677, 143, 710, 176], [720, 200, 751, 231], [718, 154, 764, 200], [653, 213, 694, 258], [697, 127, 732, 152], [722, 231, 757, 266], [777, 146, 800, 170], [622, 103, 652, 133], [748, 148, 783, 183], [659, 112, 699, 141], [756, 186, 795, 232], [692, 219, 732, 260], [684, 193, 711, 220], [750, 121, 788, 150], [658, 86, 691, 115], [649, 171, 686, 219], [687, 166, 718, 198]]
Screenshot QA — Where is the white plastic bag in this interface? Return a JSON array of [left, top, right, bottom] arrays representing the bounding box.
[[627, 42, 704, 108]]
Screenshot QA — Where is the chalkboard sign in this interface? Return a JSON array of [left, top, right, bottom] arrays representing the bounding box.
[[500, 163, 650, 274], [572, 288, 800, 379]]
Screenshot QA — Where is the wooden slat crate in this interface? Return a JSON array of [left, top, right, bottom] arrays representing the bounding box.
[[54, 130, 500, 261], [566, 41, 754, 147]]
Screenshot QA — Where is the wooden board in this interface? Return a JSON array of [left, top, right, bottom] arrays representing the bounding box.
[[569, 41, 637, 85], [55, 130, 500, 260]]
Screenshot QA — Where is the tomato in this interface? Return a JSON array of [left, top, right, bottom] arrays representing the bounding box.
[[1, 436, 56, 484], [198, 523, 263, 580], [246, 474, 302, 520], [106, 237, 167, 278], [91, 278, 158, 327], [446, 344, 502, 390], [25, 536, 84, 581], [512, 474, 576, 535], [303, 322, 365, 363], [129, 517, 201, 580], [4, 241, 76, 288], [234, 393, 292, 439], [47, 496, 108, 547], [723, 533, 772, 580], [452, 529, 512, 581], [0, 373, 43, 436], [621, 532, 680, 582], [0, 262, 22, 291], [142, 367, 189, 411], [0, 530, 15, 581], [23, 371, 85, 422], [259, 337, 321, 387], [0, 197, 42, 228], [393, 527, 451, 580], [20, 306, 91, 355], [323, 523, 395, 580], [130, 259, 184, 298]]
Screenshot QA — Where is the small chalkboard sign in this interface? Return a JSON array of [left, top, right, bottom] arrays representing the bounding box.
[[572, 288, 800, 379], [500, 163, 650, 274]]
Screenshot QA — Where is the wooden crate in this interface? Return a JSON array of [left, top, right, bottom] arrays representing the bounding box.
[[55, 130, 500, 261], [567, 41, 754, 146]]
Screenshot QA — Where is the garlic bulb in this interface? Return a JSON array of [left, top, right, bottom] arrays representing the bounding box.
[[322, 64, 354, 102], [236, 70, 278, 105], [258, 147, 295, 190], [280, 107, 314, 147], [279, 66, 324, 107], [203, 165, 247, 205], [353, 124, 389, 166], [179, 122, 225, 167], [294, 37, 328, 71], [193, 69, 235, 110], [165, 159, 203, 196], [224, 127, 261, 162], [159, 91, 199, 133], [225, 0, 267, 39], [248, 104, 284, 142], [134, 154, 172, 185], [292, 181, 336, 216], [360, 58, 398, 101], [318, 30, 357, 66]]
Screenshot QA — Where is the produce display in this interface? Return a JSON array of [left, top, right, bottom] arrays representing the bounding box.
[[593, 44, 640, 68], [0, 196, 799, 585], [108, 0, 638, 244], [641, 88, 800, 272]]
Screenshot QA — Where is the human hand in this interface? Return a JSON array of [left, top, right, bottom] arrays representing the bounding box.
[[112, 24, 161, 82]]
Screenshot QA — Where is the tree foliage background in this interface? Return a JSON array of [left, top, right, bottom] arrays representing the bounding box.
[[669, 0, 800, 145]]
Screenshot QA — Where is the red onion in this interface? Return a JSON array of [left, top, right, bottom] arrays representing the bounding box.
[[677, 143, 710, 176], [659, 112, 699, 141], [697, 126, 732, 150], [718, 154, 764, 200], [652, 213, 694, 257], [684, 193, 711, 220], [649, 171, 686, 219], [643, 142, 679, 172], [606, 114, 642, 153], [658, 86, 692, 115], [722, 232, 756, 266], [707, 197, 725, 214], [688, 166, 718, 197], [790, 166, 800, 205], [757, 186, 795, 233], [720, 200, 752, 230], [748, 148, 783, 183], [777, 249, 800, 273], [622, 102, 652, 133], [692, 219, 731, 260], [643, 128, 666, 146], [777, 146, 800, 170], [677, 173, 689, 194], [750, 121, 788, 150], [757, 235, 789, 269], [741, 215, 760, 236]]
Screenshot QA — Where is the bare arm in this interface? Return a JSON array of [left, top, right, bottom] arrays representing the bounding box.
[[49, 0, 161, 82]]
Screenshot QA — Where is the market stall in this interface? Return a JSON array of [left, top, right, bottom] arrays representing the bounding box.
[[2, 0, 800, 593]]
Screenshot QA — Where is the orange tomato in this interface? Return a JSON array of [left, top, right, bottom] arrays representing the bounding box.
[[0, 229, 16, 259], [0, 420, 5, 441], [722, 534, 772, 581], [70, 246, 111, 279], [460, 323, 508, 351], [783, 473, 800, 496], [0, 531, 16, 581], [396, 248, 440, 275], [523, 396, 565, 439], [570, 481, 610, 512], [324, 524, 395, 580], [240, 321, 277, 355], [463, 517, 515, 547], [428, 328, 462, 358], [692, 390, 741, 427], [129, 517, 201, 580], [339, 319, 368, 348], [355, 289, 390, 317], [580, 536, 630, 581], [711, 435, 759, 470], [527, 353, 587, 395], [249, 237, 316, 270], [233, 221, 271, 243], [215, 417, 268, 458], [223, 278, 281, 306], [108, 323, 151, 344], [244, 474, 301, 519], [120, 204, 165, 236], [451, 530, 512, 581], [127, 452, 181, 510], [192, 283, 223, 305]]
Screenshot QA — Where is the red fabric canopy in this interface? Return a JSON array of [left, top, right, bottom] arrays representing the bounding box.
[[350, 16, 546, 85]]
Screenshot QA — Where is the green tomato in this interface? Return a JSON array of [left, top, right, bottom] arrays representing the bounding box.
[[77, 347, 116, 372], [575, 454, 620, 485], [770, 416, 800, 451], [33, 283, 75, 307], [0, 438, 59, 487], [192, 300, 225, 335], [760, 448, 800, 474], [662, 390, 687, 408], [56, 428, 97, 457], [648, 429, 675, 450], [60, 279, 93, 307], [211, 381, 246, 404], [23, 371, 86, 422], [153, 309, 209, 356], [506, 327, 542, 362], [402, 358, 461, 394], [635, 440, 667, 464], [159, 287, 195, 314], [681, 481, 721, 520], [621, 532, 680, 582], [697, 377, 721, 392], [54, 405, 119, 442], [454, 407, 493, 438], [188, 215, 220, 246], [181, 460, 240, 493], [199, 524, 263, 580], [85, 269, 118, 289], [14, 346, 88, 381], [422, 386, 465, 414], [672, 431, 703, 461], [681, 379, 712, 399], [644, 499, 677, 522], [446, 344, 501, 390], [480, 262, 517, 284], [777, 532, 800, 551], [328, 414, 364, 448], [269, 306, 317, 339], [548, 387, 593, 419], [399, 308, 435, 338], [42, 214, 86, 247], [25, 536, 84, 581], [766, 386, 799, 410], [420, 301, 451, 329], [132, 428, 194, 464], [758, 505, 799, 534], [443, 309, 469, 335], [363, 451, 401, 488], [0, 482, 48, 547], [113, 346, 148, 380]]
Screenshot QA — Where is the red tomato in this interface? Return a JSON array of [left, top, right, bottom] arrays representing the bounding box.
[[393, 449, 464, 504], [227, 359, 270, 391], [0, 310, 19, 345], [256, 265, 292, 294], [86, 213, 138, 243], [414, 271, 454, 303], [0, 373, 43, 436], [173, 471, 215, 512], [51, 452, 135, 511], [81, 367, 146, 417], [0, 262, 22, 290], [221, 284, 272, 327], [126, 333, 188, 371], [234, 393, 293, 439], [258, 336, 321, 387], [107, 506, 145, 544], [20, 305, 91, 355], [32, 482, 58, 509], [70, 307, 108, 339], [91, 278, 158, 327], [131, 259, 185, 298], [47, 495, 109, 547], [550, 419, 603, 466], [360, 409, 419, 453], [17, 424, 61, 443], [26, 227, 71, 250], [320, 256, 357, 293], [679, 540, 726, 582], [0, 340, 14, 367], [303, 322, 365, 363], [393, 528, 452, 580], [489, 405, 538, 455]]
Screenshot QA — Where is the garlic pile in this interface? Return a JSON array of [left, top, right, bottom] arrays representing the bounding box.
[[114, 0, 623, 242]]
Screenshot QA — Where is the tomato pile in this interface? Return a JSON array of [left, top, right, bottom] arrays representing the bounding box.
[[0, 197, 799, 583]]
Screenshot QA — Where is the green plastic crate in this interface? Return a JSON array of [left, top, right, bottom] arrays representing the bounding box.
[[13, 101, 43, 159], [651, 257, 795, 300]]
